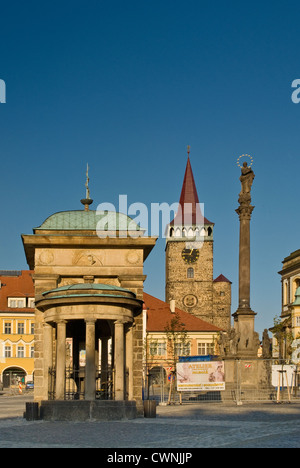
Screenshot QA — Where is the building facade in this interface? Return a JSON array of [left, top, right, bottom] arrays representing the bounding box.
[[0, 270, 35, 389], [143, 292, 222, 384], [279, 249, 300, 329], [273, 249, 300, 358], [165, 154, 232, 331]]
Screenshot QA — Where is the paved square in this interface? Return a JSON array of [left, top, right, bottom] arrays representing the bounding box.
[[0, 395, 300, 448]]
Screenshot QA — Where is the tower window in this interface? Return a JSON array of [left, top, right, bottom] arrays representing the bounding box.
[[187, 267, 194, 279]]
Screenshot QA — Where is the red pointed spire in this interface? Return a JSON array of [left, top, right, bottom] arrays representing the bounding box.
[[171, 148, 212, 226]]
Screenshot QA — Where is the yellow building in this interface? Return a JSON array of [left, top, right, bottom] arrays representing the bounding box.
[[143, 292, 222, 383], [0, 270, 35, 390], [278, 249, 300, 335], [291, 287, 300, 339]]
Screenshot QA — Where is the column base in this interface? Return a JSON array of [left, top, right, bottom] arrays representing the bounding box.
[[40, 400, 137, 421], [232, 307, 256, 318]]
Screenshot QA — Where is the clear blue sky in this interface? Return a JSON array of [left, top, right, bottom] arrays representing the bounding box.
[[1, 0, 300, 337]]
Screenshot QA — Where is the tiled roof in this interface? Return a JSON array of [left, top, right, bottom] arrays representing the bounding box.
[[170, 157, 213, 226], [144, 292, 222, 332], [0, 270, 34, 311], [213, 274, 231, 283]]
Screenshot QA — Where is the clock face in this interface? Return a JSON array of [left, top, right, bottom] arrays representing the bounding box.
[[181, 248, 199, 264]]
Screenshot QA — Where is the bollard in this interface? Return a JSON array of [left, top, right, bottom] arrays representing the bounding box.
[[25, 402, 39, 421], [144, 400, 156, 418]]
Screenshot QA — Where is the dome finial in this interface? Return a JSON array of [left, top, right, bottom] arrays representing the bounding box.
[[80, 163, 93, 211]]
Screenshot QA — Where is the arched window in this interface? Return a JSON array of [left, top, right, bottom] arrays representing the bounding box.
[[292, 277, 300, 302], [187, 267, 194, 279], [283, 281, 288, 304]]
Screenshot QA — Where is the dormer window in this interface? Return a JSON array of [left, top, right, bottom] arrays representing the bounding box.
[[8, 298, 26, 308]]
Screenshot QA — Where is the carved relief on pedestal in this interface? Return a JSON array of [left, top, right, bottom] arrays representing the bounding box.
[[72, 250, 104, 266], [38, 250, 54, 265], [126, 251, 141, 265]]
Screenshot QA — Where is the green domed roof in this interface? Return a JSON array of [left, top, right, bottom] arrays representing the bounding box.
[[43, 283, 133, 295], [35, 210, 142, 231]]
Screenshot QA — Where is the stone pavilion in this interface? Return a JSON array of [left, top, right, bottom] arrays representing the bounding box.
[[22, 197, 157, 420]]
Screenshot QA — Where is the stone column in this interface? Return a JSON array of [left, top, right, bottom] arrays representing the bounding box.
[[101, 336, 109, 395], [114, 320, 125, 401], [236, 204, 254, 311], [85, 319, 96, 400], [125, 324, 133, 400], [55, 320, 67, 400], [233, 161, 257, 357], [43, 323, 53, 401]]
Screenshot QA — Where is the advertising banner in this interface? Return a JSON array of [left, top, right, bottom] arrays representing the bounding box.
[[176, 360, 225, 392]]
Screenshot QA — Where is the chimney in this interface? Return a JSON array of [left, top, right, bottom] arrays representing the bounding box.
[[170, 299, 176, 313]]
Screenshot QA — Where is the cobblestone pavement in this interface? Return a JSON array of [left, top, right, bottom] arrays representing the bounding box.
[[0, 395, 300, 448]]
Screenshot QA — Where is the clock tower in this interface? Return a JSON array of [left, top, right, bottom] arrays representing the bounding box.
[[165, 149, 231, 331]]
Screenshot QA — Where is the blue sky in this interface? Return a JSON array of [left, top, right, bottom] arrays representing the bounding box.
[[1, 0, 300, 337]]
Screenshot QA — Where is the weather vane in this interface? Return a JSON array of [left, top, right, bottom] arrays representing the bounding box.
[[187, 145, 190, 156], [80, 163, 93, 211], [237, 154, 254, 168]]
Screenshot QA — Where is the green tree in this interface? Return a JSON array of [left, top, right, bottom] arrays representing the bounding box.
[[272, 315, 294, 361], [164, 313, 190, 369]]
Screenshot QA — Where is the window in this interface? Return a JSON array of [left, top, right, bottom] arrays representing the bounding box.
[[8, 298, 26, 308], [28, 298, 35, 308], [187, 267, 194, 279], [284, 282, 288, 304], [5, 346, 11, 358], [175, 342, 190, 356], [149, 341, 166, 356], [157, 342, 166, 356], [30, 346, 34, 358], [17, 323, 24, 334], [30, 323, 35, 334], [296, 316, 300, 327], [4, 322, 11, 334], [17, 346, 24, 358], [197, 342, 215, 355]]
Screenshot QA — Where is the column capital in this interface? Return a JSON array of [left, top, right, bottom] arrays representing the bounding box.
[[114, 319, 126, 325], [236, 204, 254, 220], [85, 318, 96, 324], [56, 319, 67, 325]]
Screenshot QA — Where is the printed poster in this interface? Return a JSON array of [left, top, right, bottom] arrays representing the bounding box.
[[176, 360, 225, 391]]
